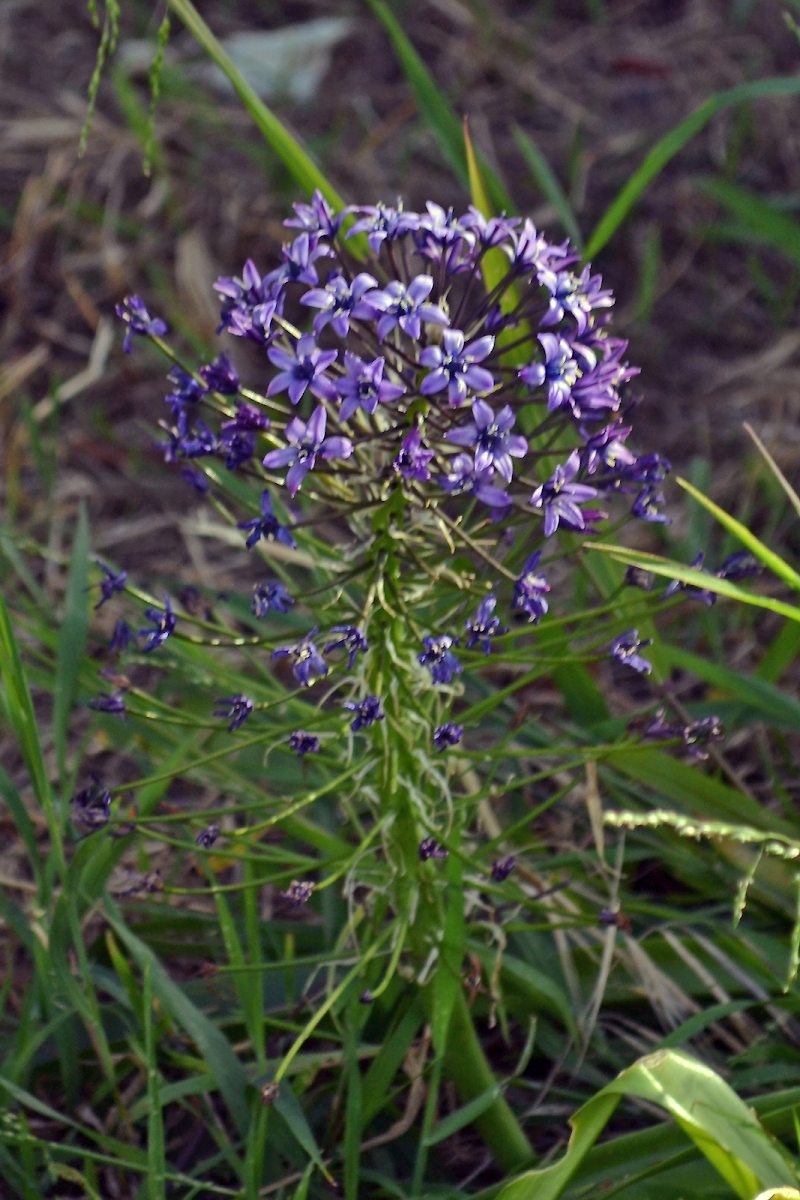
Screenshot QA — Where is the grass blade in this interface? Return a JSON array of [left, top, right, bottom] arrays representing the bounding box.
[[584, 76, 800, 260], [744, 421, 800, 522], [365, 0, 513, 213], [658, 643, 800, 731], [512, 126, 582, 248], [53, 502, 89, 785], [143, 958, 167, 1200], [698, 179, 800, 269]]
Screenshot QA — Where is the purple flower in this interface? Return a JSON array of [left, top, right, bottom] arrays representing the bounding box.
[[506, 219, 574, 273], [116, 295, 167, 352], [88, 692, 126, 718], [324, 626, 368, 669], [222, 401, 271, 435], [465, 594, 506, 654], [347, 200, 419, 254], [164, 366, 206, 414], [238, 490, 297, 550], [214, 259, 280, 343], [662, 552, 716, 606], [419, 635, 462, 684], [214, 694, 254, 731], [620, 452, 671, 488], [414, 202, 476, 273], [433, 723, 463, 751], [92, 561, 127, 609], [632, 487, 670, 524], [180, 465, 210, 494], [609, 629, 653, 675], [716, 551, 761, 581], [569, 341, 638, 419], [367, 276, 449, 341], [301, 272, 378, 338], [252, 581, 294, 617], [420, 330, 495, 407], [267, 333, 338, 406], [220, 429, 254, 471], [446, 399, 527, 481], [272, 632, 328, 687], [263, 406, 352, 497], [442, 454, 512, 510], [539, 265, 614, 335], [461, 206, 520, 249], [514, 553, 550, 623], [70, 779, 112, 830], [520, 334, 580, 412], [199, 352, 239, 394], [109, 620, 133, 652], [196, 824, 220, 849], [419, 837, 448, 861], [682, 716, 724, 759], [158, 411, 218, 463], [530, 451, 598, 537], [288, 731, 320, 758], [281, 879, 315, 906], [345, 694, 384, 732], [491, 855, 516, 882], [139, 597, 176, 652], [336, 352, 405, 423], [393, 426, 434, 482], [284, 189, 344, 238], [580, 421, 635, 475], [264, 232, 332, 292]]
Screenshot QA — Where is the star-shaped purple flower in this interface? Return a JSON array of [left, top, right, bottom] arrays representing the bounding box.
[[301, 272, 378, 339], [442, 453, 512, 510], [464, 594, 506, 654], [252, 581, 294, 616], [116, 295, 167, 352], [530, 451, 598, 537], [284, 189, 345, 238], [520, 334, 581, 412], [609, 629, 653, 675], [264, 232, 332, 292], [446, 399, 527, 481], [213, 259, 280, 343], [393, 426, 434, 482], [262, 406, 353, 497], [514, 552, 550, 623], [336, 352, 405, 423], [432, 723, 463, 752], [214, 694, 255, 731], [414, 202, 476, 274], [345, 694, 384, 732], [505, 219, 574, 273], [139, 596, 176, 652], [418, 635, 462, 684], [367, 275, 449, 341], [272, 631, 328, 687], [346, 200, 419, 254], [538, 265, 614, 335], [238, 489, 297, 550], [267, 333, 338, 406], [92, 561, 127, 609], [324, 626, 368, 669], [419, 330, 495, 406], [579, 421, 635, 475], [460, 206, 520, 249]]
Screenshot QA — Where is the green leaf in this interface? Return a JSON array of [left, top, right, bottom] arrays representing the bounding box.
[[424, 1082, 504, 1146], [495, 1049, 799, 1200], [53, 503, 89, 783], [361, 1000, 424, 1128], [584, 76, 800, 260], [0, 762, 40, 885], [273, 1080, 330, 1179], [587, 543, 800, 623], [143, 958, 167, 1200], [104, 897, 251, 1138], [365, 0, 513, 213], [698, 178, 800, 268], [512, 126, 582, 248]]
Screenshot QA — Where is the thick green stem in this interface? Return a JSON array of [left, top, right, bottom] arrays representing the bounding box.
[[443, 988, 534, 1174]]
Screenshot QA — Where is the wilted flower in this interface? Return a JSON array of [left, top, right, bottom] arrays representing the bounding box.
[[116, 295, 167, 352], [92, 561, 127, 609], [433, 723, 463, 751], [662, 552, 716, 606], [490, 855, 516, 882], [109, 620, 133, 652], [70, 778, 111, 830], [288, 731, 320, 758], [717, 551, 762, 581], [88, 692, 126, 718], [281, 880, 316, 906], [214, 694, 254, 731]]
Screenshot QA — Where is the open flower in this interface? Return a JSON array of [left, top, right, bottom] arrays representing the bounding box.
[[420, 330, 495, 406], [393, 427, 434, 482], [214, 694, 255, 731], [138, 597, 176, 652], [336, 353, 405, 423], [520, 334, 581, 412], [514, 553, 550, 622], [301, 272, 378, 338], [464, 595, 506, 654], [418, 635, 462, 684], [116, 295, 167, 352], [530, 451, 598, 537], [238, 490, 297, 550], [609, 629, 653, 675], [272, 631, 328, 687], [442, 454, 512, 510], [263, 407, 353, 497], [367, 275, 448, 341], [267, 333, 338, 406], [446, 400, 527, 481]]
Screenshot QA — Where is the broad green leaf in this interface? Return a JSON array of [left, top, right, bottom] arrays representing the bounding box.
[[584, 76, 800, 260], [698, 178, 800, 268], [587, 543, 800, 623], [53, 502, 89, 782], [104, 897, 251, 1137], [365, 0, 513, 213], [495, 1049, 799, 1200], [512, 126, 582, 248]]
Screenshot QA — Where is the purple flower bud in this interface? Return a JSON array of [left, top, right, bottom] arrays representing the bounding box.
[[433, 722, 463, 752], [419, 836, 448, 861], [180, 465, 210, 494], [88, 692, 127, 718], [288, 731, 320, 758], [490, 855, 516, 882], [109, 619, 133, 652], [116, 295, 167, 352], [196, 824, 220, 849]]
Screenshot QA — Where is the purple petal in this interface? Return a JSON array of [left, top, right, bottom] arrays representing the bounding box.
[[463, 365, 495, 393], [407, 275, 434, 303], [466, 335, 495, 362], [286, 459, 312, 495], [420, 370, 448, 395], [288, 378, 308, 405], [321, 436, 353, 459], [268, 347, 296, 371], [263, 446, 297, 469], [306, 405, 327, 443]]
